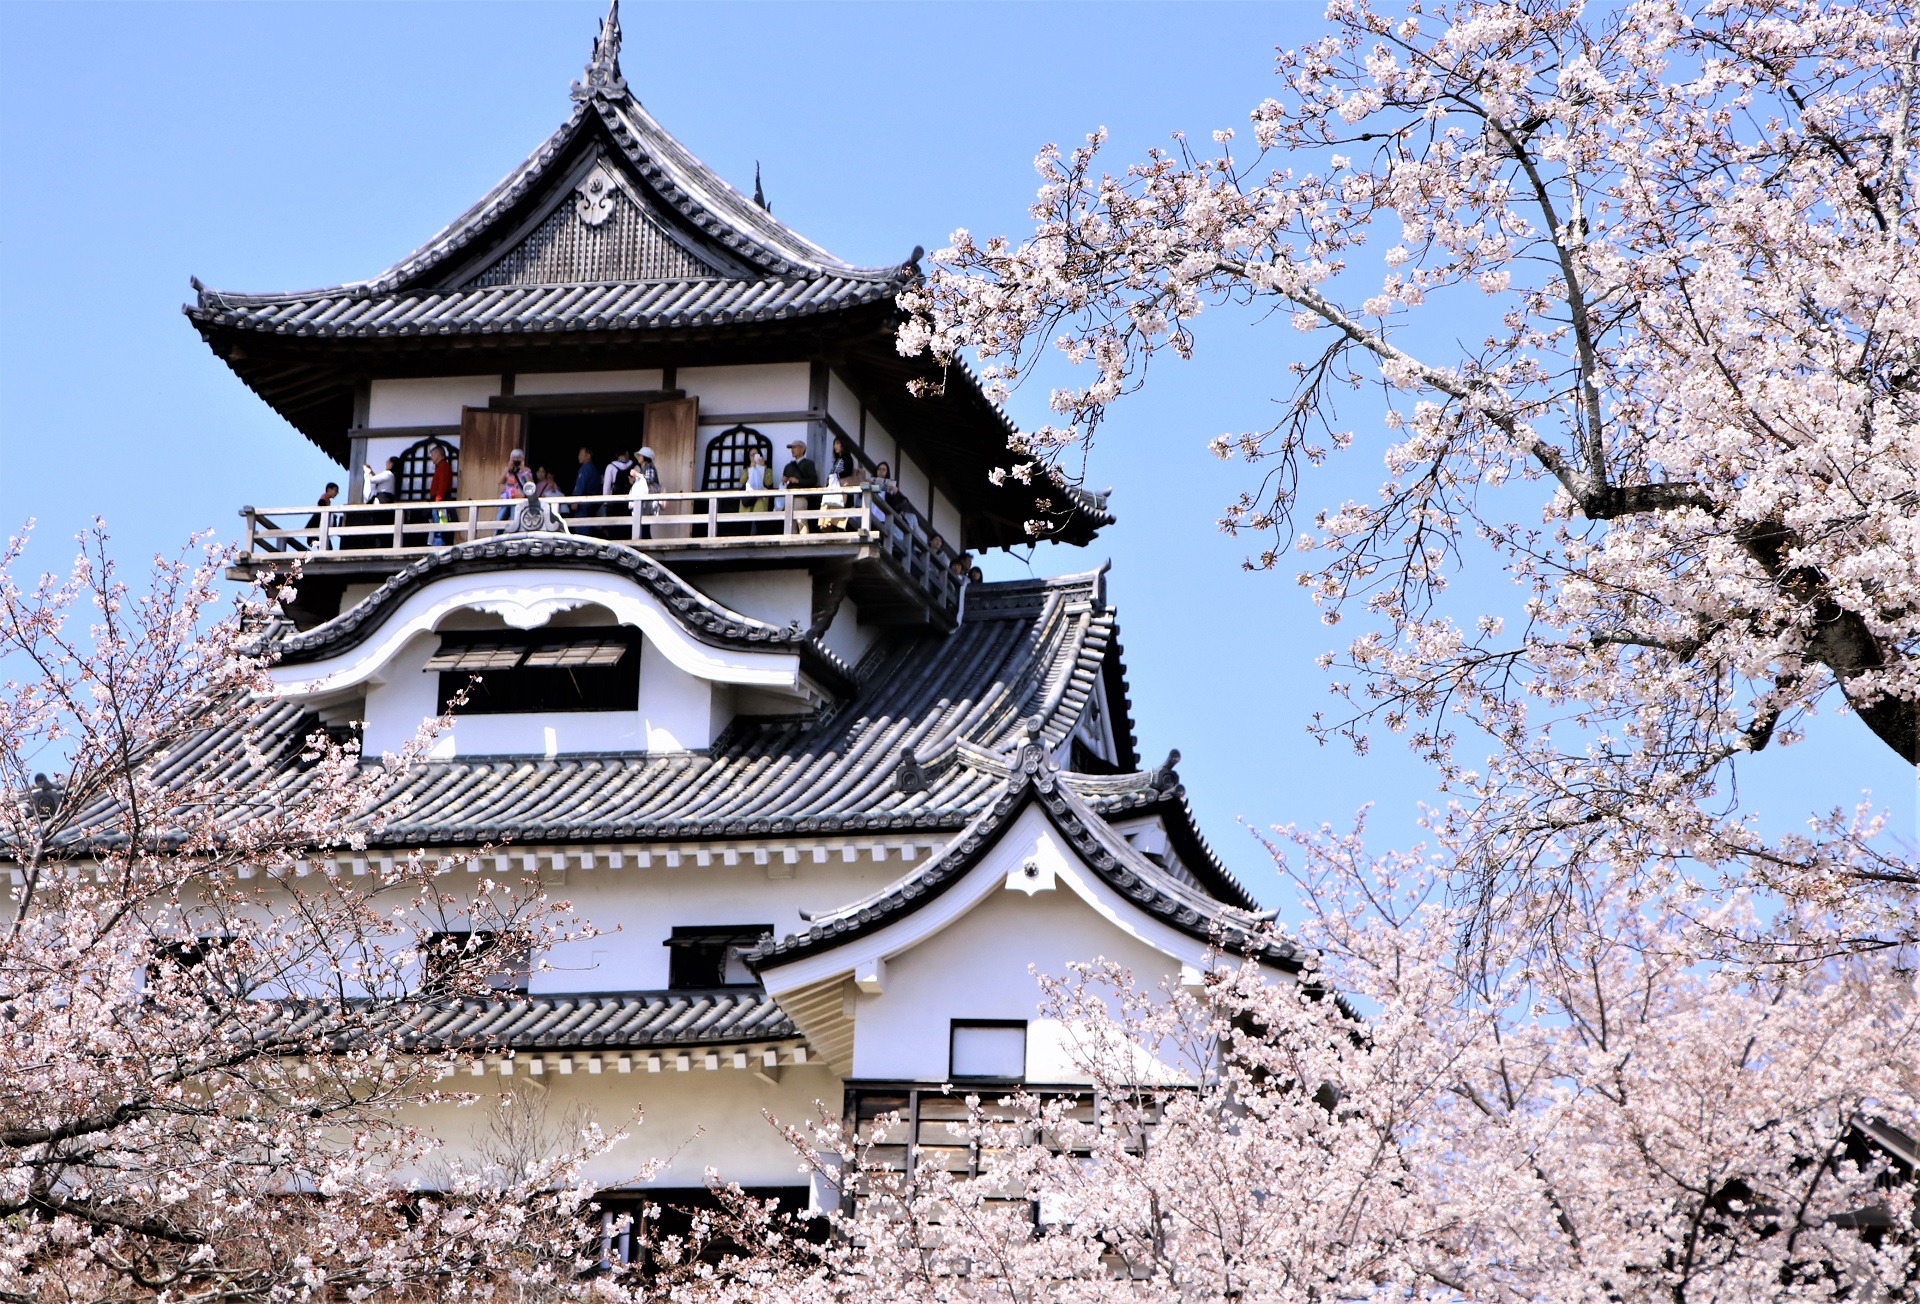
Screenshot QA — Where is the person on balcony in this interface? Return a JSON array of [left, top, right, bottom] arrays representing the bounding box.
[[737, 447, 776, 536], [534, 465, 562, 499], [305, 482, 339, 551], [427, 444, 454, 545], [572, 447, 600, 522], [603, 449, 635, 538], [781, 438, 819, 533], [630, 447, 662, 540], [498, 450, 530, 522], [363, 457, 399, 504]]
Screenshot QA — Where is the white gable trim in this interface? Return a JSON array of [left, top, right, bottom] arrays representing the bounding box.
[[268, 568, 802, 698], [758, 805, 1223, 999]]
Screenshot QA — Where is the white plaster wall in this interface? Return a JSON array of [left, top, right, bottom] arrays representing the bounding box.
[[536, 854, 904, 992], [367, 377, 501, 428], [679, 363, 810, 416], [406, 1065, 840, 1189], [932, 490, 962, 548], [826, 370, 860, 437], [820, 596, 877, 668], [897, 449, 929, 514], [516, 369, 664, 395], [865, 416, 899, 474], [691, 571, 811, 630], [636, 641, 712, 752], [848, 878, 1181, 1084]]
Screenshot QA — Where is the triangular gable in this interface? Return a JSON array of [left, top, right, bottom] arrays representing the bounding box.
[[349, 17, 894, 296], [448, 151, 743, 289], [750, 739, 1297, 980]]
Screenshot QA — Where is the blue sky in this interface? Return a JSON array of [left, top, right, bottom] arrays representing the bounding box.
[[1, 1, 1907, 902]]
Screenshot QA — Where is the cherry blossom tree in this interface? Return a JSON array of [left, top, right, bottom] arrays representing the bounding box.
[[700, 831, 1917, 1303], [901, 0, 1919, 950], [0, 525, 644, 1300]]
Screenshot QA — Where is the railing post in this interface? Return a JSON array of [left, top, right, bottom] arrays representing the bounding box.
[[392, 505, 405, 550], [708, 496, 719, 536], [783, 494, 795, 536]]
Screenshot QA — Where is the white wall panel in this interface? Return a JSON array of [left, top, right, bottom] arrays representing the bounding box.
[[679, 363, 810, 415], [405, 1065, 843, 1190], [515, 369, 664, 395], [693, 570, 811, 629], [931, 490, 961, 549], [826, 369, 860, 437], [367, 376, 500, 428]]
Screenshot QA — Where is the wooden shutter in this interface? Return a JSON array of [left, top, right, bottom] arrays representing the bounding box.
[[644, 397, 698, 538], [458, 407, 522, 504]]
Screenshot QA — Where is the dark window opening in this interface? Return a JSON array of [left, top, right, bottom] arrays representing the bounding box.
[[422, 930, 530, 995], [700, 424, 773, 491], [430, 628, 641, 715], [664, 924, 772, 988], [524, 408, 651, 494]]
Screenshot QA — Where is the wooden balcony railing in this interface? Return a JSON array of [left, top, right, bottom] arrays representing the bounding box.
[[239, 486, 964, 614]]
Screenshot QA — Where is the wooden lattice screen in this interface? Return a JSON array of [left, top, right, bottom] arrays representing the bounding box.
[[700, 424, 773, 491], [396, 437, 456, 500]]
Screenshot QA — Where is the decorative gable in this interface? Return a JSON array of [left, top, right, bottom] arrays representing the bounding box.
[[463, 162, 723, 287]]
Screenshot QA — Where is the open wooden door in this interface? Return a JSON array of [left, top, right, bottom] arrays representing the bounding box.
[[459, 407, 523, 538], [643, 397, 698, 538]]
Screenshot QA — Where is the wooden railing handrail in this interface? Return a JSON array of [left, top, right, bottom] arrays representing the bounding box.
[[239, 483, 963, 614]]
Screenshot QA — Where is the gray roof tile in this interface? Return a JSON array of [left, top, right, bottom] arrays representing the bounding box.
[[270, 988, 793, 1052]]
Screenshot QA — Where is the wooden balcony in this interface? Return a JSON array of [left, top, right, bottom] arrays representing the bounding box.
[[235, 487, 966, 628]]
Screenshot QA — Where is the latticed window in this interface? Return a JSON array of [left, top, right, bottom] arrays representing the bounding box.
[[700, 425, 773, 491], [396, 437, 456, 501]]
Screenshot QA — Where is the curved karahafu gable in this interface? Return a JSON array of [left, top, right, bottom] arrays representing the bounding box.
[[270, 535, 852, 698], [748, 733, 1300, 978]]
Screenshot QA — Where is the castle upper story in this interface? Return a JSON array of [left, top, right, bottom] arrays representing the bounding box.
[[189, 1, 1111, 637]]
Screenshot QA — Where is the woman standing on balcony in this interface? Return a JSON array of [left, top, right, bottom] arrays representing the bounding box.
[[737, 447, 775, 536], [630, 447, 662, 540]]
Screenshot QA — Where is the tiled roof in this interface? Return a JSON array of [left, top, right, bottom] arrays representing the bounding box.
[[188, 274, 901, 342], [64, 571, 1182, 858], [184, 33, 905, 341], [269, 988, 793, 1052], [747, 739, 1299, 972]]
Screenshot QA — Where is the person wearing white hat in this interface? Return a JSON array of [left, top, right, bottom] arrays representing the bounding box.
[[630, 446, 662, 540]]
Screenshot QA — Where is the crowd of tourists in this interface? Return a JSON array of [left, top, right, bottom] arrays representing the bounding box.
[[298, 438, 981, 588]]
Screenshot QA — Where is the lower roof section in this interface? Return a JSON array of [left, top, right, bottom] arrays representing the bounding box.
[[272, 987, 793, 1053]]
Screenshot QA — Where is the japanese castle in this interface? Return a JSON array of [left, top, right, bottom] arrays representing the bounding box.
[[187, 4, 1294, 1234]]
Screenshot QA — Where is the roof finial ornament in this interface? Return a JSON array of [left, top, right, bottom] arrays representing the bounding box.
[[570, 0, 629, 102], [753, 163, 770, 213]]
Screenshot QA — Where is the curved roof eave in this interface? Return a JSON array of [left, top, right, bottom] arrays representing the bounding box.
[[747, 737, 1302, 974], [270, 534, 853, 693]]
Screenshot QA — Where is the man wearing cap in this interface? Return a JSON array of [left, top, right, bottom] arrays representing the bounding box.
[[781, 438, 819, 533]]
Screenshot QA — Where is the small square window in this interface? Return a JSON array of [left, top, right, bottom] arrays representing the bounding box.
[[950, 1020, 1027, 1080], [664, 925, 771, 988]]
